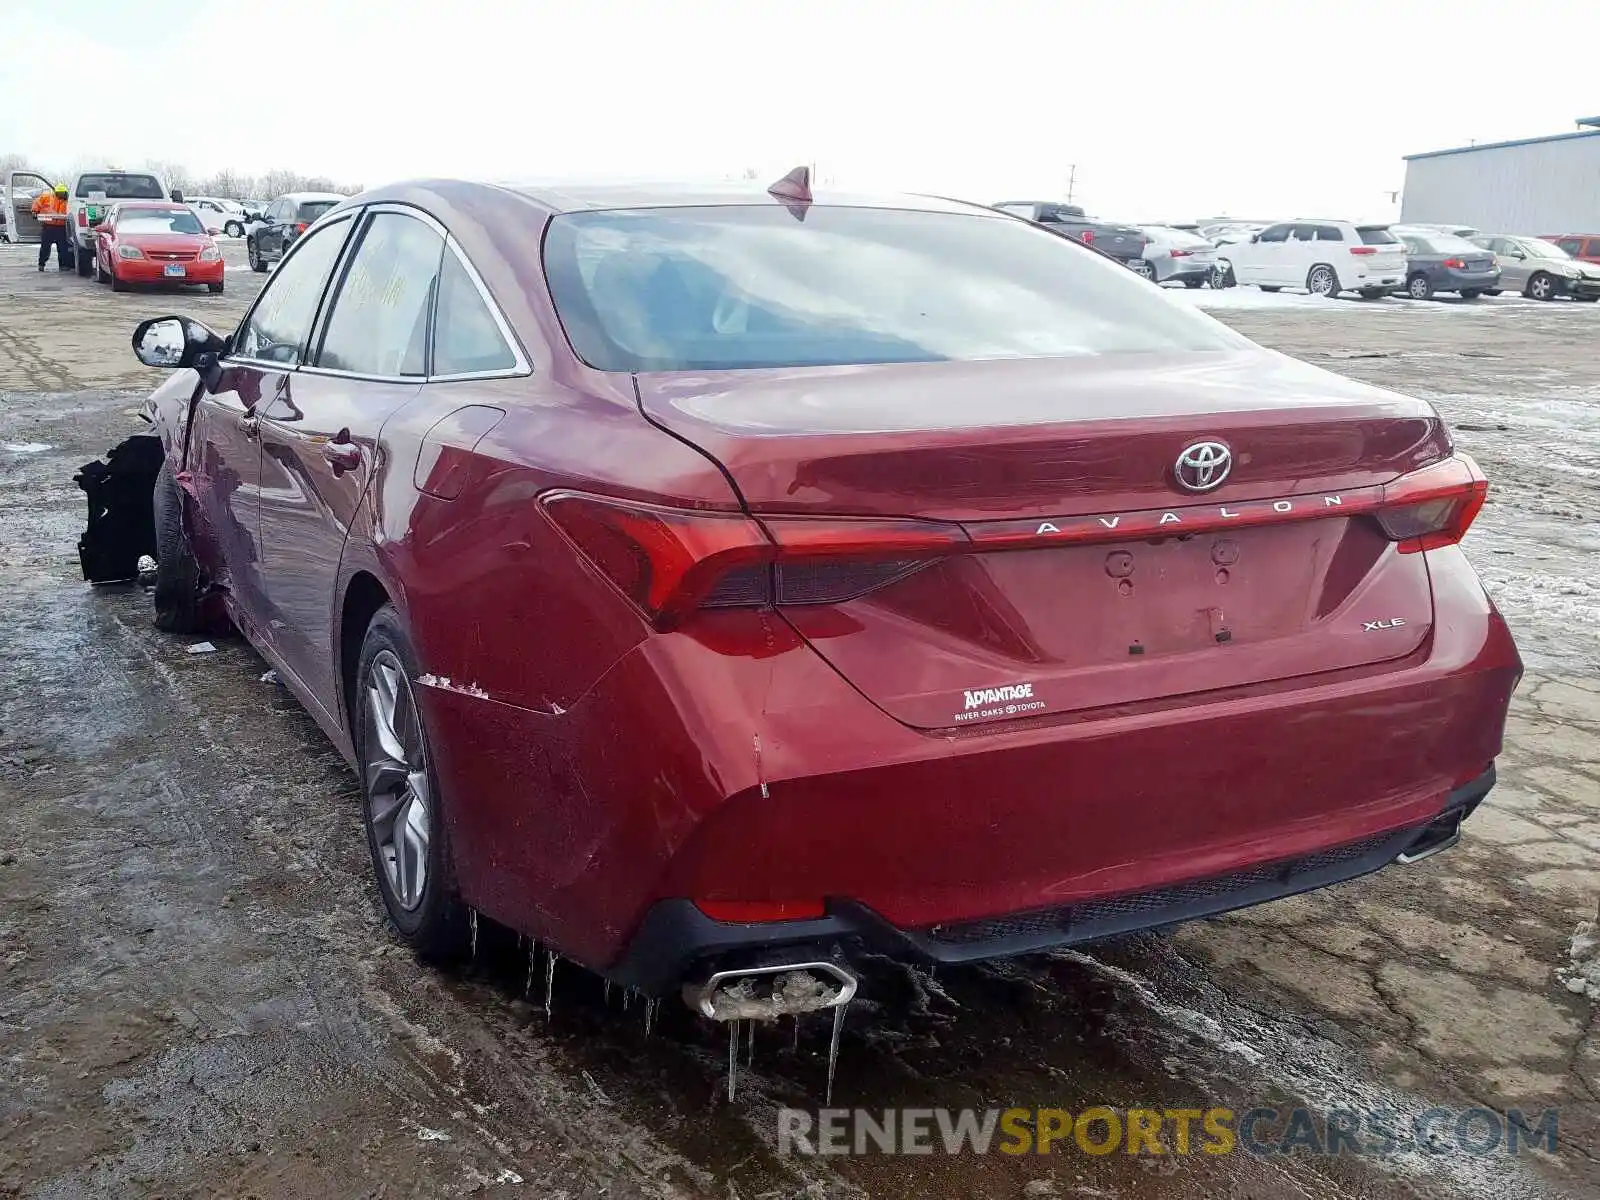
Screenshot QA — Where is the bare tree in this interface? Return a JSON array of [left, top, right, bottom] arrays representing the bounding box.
[[144, 160, 192, 196]]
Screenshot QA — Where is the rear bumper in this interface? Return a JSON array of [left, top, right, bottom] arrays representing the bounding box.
[[1438, 268, 1500, 291], [606, 767, 1496, 993], [422, 546, 1521, 989], [1159, 260, 1213, 283]]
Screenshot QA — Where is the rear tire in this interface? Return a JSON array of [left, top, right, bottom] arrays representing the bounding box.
[[1484, 289, 1502, 296], [1212, 261, 1235, 288], [1307, 264, 1340, 297], [1526, 272, 1556, 301], [224, 220, 243, 237], [207, 281, 224, 294], [75, 242, 92, 276], [1405, 274, 1434, 300], [1259, 285, 1282, 293], [151, 461, 202, 634], [1183, 278, 1205, 288], [1132, 258, 1156, 281], [1459, 289, 1481, 300], [355, 605, 470, 961], [1359, 288, 1387, 300]]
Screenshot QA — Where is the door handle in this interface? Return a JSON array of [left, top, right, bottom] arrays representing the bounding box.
[[240, 415, 259, 441], [322, 439, 361, 471]]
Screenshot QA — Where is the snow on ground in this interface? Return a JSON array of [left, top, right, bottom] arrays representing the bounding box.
[[1165, 284, 1542, 314]]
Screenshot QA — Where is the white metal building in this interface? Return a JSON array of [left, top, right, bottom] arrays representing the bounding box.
[[1401, 117, 1600, 234]]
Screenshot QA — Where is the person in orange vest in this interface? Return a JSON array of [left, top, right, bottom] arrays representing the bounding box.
[[32, 184, 71, 272]]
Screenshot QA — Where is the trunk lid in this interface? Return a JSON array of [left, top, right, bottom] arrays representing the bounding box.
[[636, 351, 1448, 727]]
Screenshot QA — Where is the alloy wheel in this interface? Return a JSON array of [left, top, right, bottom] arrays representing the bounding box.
[[362, 650, 432, 912], [1309, 266, 1336, 297], [1134, 259, 1155, 281], [1409, 276, 1431, 300], [1529, 274, 1553, 300]]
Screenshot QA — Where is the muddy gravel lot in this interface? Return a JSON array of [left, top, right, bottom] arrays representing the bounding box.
[[2, 244, 1598, 1199]]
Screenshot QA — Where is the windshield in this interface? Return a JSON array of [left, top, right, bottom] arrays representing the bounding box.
[[75, 174, 164, 200], [117, 210, 205, 235], [544, 205, 1245, 372], [1522, 239, 1570, 260], [297, 200, 339, 222]]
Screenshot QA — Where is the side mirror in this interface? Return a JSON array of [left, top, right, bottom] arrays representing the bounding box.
[[132, 316, 226, 369], [1249, 234, 1260, 243], [170, 190, 185, 203]]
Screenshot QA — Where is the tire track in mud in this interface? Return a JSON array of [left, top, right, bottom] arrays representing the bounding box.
[[0, 322, 77, 391]]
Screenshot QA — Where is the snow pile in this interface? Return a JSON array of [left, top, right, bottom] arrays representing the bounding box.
[[1559, 918, 1600, 1001]]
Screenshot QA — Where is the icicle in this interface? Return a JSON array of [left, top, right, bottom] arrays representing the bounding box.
[[544, 951, 558, 1019], [824, 1001, 849, 1106], [603, 980, 613, 1006], [523, 940, 538, 998], [469, 909, 479, 962], [623, 988, 633, 1012], [727, 1020, 740, 1101], [644, 997, 659, 1037], [746, 1017, 755, 1067], [792, 1015, 801, 1054]]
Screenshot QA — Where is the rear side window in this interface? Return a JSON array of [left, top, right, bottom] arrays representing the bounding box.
[[1314, 225, 1344, 241], [316, 212, 443, 377], [1257, 224, 1290, 243], [1556, 238, 1583, 256], [543, 205, 1244, 373], [432, 251, 518, 375], [75, 174, 164, 200], [298, 200, 339, 223], [234, 219, 353, 365], [1358, 227, 1398, 245]]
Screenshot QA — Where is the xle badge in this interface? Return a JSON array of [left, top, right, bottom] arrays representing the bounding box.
[[1363, 618, 1407, 632]]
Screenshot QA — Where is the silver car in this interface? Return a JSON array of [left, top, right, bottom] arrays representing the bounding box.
[[1469, 236, 1600, 301], [1132, 225, 1216, 287]]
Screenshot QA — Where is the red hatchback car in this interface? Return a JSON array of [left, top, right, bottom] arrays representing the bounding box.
[[120, 177, 1519, 1015], [94, 202, 225, 293]]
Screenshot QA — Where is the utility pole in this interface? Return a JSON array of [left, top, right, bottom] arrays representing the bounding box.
[[1066, 164, 1077, 205]]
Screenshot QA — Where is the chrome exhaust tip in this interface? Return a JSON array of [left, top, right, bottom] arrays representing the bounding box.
[[683, 960, 858, 1021]]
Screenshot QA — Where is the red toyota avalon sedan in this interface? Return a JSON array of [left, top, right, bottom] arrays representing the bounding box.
[[121, 174, 1519, 1017], [94, 202, 225, 293]]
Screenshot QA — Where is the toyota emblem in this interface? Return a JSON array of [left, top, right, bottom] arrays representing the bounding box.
[[1174, 441, 1232, 492]]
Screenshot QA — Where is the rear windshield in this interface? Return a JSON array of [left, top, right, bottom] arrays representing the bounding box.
[[1401, 233, 1482, 255], [75, 174, 164, 200], [117, 210, 205, 235], [297, 200, 338, 222], [543, 206, 1244, 372], [1357, 226, 1398, 245]]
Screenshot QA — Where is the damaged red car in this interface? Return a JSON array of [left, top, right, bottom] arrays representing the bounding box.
[[96, 175, 1520, 1018]]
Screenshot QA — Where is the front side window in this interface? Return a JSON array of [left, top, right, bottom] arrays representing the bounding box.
[[316, 212, 443, 377], [233, 219, 353, 365], [1256, 224, 1291, 243], [543, 205, 1245, 373], [432, 250, 518, 375], [1556, 238, 1583, 256]]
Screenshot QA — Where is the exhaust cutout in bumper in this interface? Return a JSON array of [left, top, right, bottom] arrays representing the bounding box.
[[683, 960, 857, 1021]]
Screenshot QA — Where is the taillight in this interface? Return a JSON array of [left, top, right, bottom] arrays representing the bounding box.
[[1080, 230, 1095, 244], [295, 222, 308, 234], [77, 210, 87, 226], [1349, 246, 1377, 256], [1443, 258, 1466, 269], [1374, 454, 1487, 553], [541, 492, 965, 629], [1169, 249, 1191, 258]]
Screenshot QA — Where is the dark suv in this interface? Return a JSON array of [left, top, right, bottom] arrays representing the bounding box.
[[247, 192, 344, 271]]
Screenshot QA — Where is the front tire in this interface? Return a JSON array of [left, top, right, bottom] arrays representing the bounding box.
[[355, 606, 469, 960], [1406, 274, 1434, 300], [1211, 261, 1235, 288], [111, 268, 128, 293], [1307, 264, 1340, 297], [207, 281, 224, 294], [1526, 272, 1556, 301], [248, 237, 266, 273], [224, 220, 243, 237], [151, 462, 202, 633]]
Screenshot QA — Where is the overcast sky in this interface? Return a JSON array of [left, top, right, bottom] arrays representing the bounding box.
[[4, 0, 1597, 222]]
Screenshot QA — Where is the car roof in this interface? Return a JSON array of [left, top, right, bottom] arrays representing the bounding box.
[[502, 180, 989, 216]]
